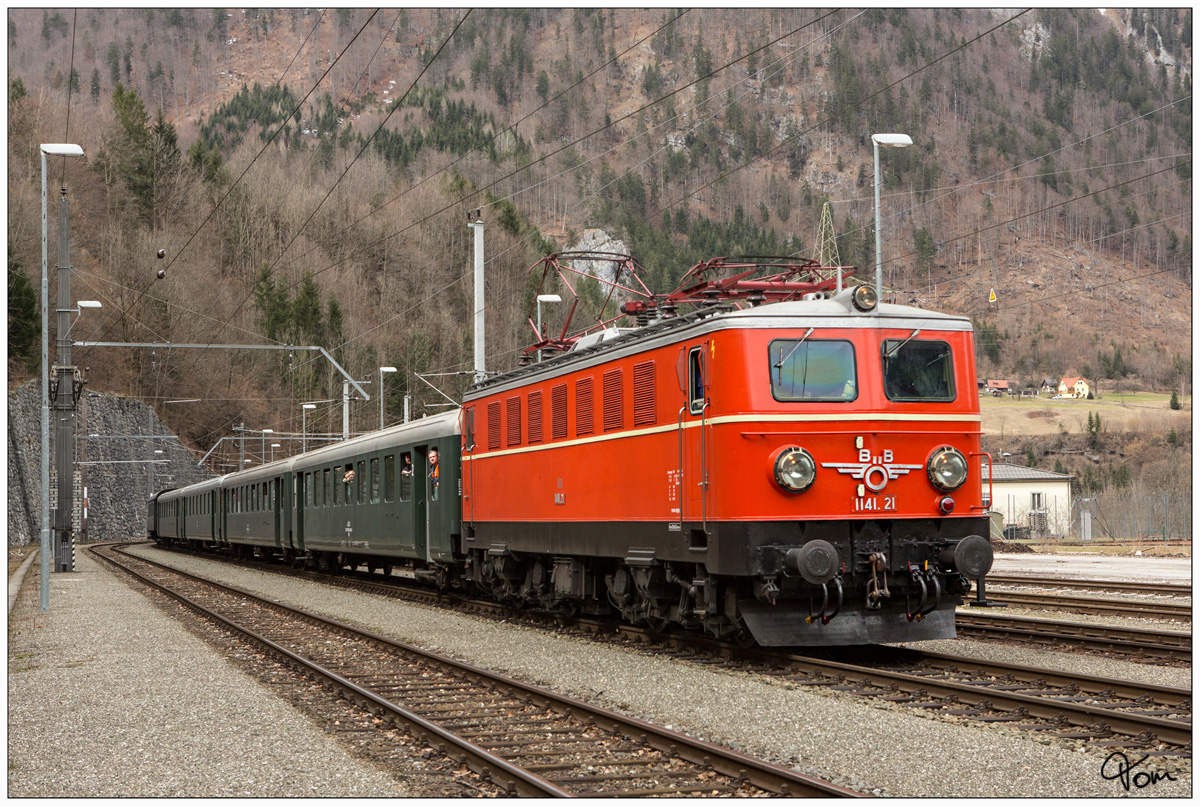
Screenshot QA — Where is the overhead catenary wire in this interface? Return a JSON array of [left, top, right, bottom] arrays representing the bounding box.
[[163, 9, 407, 388], [213, 9, 845, 427], [59, 10, 78, 187], [85, 9, 379, 350], [169, 11, 475, 448], [179, 9, 476, 447], [288, 9, 843, 288], [278, 9, 693, 275], [309, 10, 863, 364]]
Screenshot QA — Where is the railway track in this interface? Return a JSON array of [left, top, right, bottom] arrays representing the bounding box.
[[979, 590, 1191, 623], [955, 611, 1191, 664], [129, 541, 1190, 765], [987, 574, 1191, 598], [730, 644, 1191, 757], [94, 544, 861, 798]]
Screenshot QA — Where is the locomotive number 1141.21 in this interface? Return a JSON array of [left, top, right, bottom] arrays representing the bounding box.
[[853, 495, 896, 512]]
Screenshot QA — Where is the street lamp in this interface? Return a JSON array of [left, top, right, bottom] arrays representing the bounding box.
[[301, 403, 317, 452], [871, 133, 912, 304], [536, 294, 562, 362], [39, 142, 84, 611], [379, 366, 398, 428], [270, 442, 280, 462], [261, 428, 273, 465]]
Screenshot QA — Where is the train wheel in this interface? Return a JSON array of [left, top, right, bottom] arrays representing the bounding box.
[[381, 563, 393, 576], [645, 614, 671, 634]]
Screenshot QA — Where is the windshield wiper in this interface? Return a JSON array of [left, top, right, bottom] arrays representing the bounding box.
[[774, 328, 815, 368], [884, 329, 921, 359]]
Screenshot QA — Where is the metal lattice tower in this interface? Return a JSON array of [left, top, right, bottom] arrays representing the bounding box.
[[817, 202, 840, 267]]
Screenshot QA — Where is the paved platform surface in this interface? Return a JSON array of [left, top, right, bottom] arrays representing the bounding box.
[[7, 548, 407, 797], [992, 553, 1192, 584]]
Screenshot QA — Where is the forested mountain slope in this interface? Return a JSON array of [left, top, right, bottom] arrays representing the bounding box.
[[8, 8, 1191, 456]]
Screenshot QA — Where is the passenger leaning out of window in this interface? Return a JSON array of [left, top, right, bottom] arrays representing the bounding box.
[[428, 448, 439, 500]]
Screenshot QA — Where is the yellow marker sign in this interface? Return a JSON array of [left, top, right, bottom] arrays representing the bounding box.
[[989, 288, 997, 302]]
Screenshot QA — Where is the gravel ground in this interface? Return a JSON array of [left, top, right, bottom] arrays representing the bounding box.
[[7, 550, 411, 797], [120, 544, 1192, 798]]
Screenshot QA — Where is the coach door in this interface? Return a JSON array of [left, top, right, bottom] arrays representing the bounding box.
[[294, 474, 306, 551], [679, 344, 710, 548], [413, 448, 429, 561], [273, 478, 283, 549]]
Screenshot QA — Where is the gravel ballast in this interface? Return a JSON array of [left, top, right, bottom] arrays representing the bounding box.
[[113, 545, 1191, 798], [7, 550, 410, 797]]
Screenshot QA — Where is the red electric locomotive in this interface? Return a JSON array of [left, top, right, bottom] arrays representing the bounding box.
[[460, 255, 993, 646]]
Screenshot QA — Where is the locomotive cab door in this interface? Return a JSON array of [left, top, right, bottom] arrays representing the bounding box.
[[679, 344, 711, 549]]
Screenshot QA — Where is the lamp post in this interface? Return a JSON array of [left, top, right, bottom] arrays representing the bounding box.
[[871, 133, 913, 304], [379, 366, 397, 428], [40, 143, 84, 609], [301, 403, 317, 452], [270, 442, 280, 462], [261, 428, 273, 465], [536, 294, 562, 362]]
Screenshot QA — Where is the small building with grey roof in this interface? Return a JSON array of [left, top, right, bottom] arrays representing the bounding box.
[[983, 463, 1074, 539]]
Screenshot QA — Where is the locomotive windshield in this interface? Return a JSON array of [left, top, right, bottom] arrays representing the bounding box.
[[769, 339, 857, 401], [881, 339, 955, 401]]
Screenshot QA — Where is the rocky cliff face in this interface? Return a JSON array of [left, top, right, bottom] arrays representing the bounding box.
[[7, 383, 213, 546]]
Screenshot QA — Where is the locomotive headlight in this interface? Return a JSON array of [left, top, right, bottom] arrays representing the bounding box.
[[852, 284, 878, 312], [927, 446, 968, 491], [774, 447, 816, 493]]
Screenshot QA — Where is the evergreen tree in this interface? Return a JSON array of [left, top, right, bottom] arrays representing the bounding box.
[[90, 68, 101, 102], [252, 264, 291, 342], [1169, 391, 1180, 410], [8, 245, 39, 370]]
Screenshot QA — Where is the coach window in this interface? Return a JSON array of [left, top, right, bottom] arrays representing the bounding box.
[[305, 473, 314, 507], [399, 452, 413, 502], [770, 339, 857, 402], [688, 346, 706, 414], [334, 466, 342, 505], [357, 461, 367, 503], [383, 455, 395, 502], [881, 338, 955, 402]]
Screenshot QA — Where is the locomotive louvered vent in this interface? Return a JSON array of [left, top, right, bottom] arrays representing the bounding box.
[[551, 383, 568, 439], [576, 377, 594, 436], [633, 360, 656, 426], [528, 390, 543, 443], [487, 401, 501, 450], [603, 368, 623, 432], [507, 395, 522, 446]]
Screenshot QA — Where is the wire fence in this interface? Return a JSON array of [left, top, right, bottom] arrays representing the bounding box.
[[1071, 486, 1192, 543]]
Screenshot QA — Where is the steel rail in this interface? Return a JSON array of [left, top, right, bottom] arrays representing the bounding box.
[[93, 545, 570, 797], [980, 590, 1191, 622], [763, 649, 1192, 748], [906, 648, 1190, 706], [101, 544, 863, 798], [955, 611, 1191, 662], [987, 574, 1191, 597]]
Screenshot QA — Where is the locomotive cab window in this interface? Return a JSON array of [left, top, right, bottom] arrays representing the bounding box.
[[769, 339, 857, 401], [881, 338, 955, 401], [688, 346, 706, 414]]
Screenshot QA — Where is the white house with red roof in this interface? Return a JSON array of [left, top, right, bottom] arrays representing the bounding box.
[[1057, 377, 1091, 398]]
